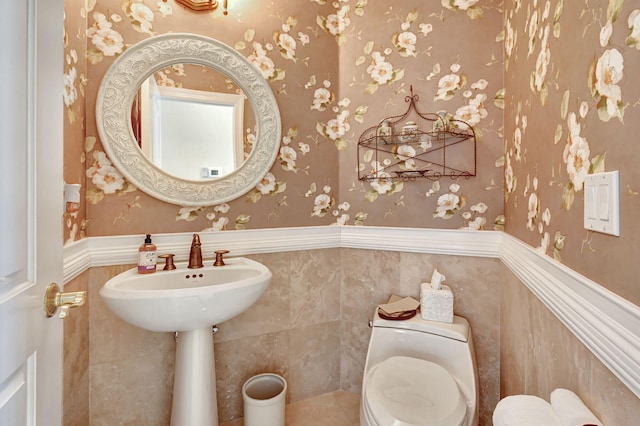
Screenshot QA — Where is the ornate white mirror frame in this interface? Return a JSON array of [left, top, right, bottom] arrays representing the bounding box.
[[95, 33, 281, 206]]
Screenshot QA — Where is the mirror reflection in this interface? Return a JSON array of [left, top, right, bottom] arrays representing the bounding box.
[[130, 64, 256, 181]]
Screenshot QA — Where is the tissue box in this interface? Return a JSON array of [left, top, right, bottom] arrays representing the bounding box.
[[420, 283, 453, 323]]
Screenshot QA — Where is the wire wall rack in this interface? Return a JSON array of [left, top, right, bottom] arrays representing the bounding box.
[[357, 87, 477, 182]]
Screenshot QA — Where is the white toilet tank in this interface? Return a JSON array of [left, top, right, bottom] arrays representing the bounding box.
[[361, 309, 479, 426]]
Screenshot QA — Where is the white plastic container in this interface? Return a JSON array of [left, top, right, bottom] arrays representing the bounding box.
[[242, 373, 287, 426]]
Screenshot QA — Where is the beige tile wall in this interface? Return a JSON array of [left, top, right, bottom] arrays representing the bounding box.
[[500, 265, 640, 425], [65, 249, 501, 425], [88, 264, 175, 425], [66, 248, 640, 426], [63, 270, 90, 426]]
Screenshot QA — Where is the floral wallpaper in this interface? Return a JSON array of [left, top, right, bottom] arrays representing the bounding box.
[[63, 0, 89, 243], [339, 1, 504, 229], [503, 0, 640, 305], [63, 0, 504, 239], [63, 0, 639, 304]]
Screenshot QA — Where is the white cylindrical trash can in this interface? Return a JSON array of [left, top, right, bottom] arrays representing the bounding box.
[[242, 373, 287, 426]]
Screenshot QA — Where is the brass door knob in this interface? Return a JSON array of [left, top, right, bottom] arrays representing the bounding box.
[[44, 283, 86, 318]]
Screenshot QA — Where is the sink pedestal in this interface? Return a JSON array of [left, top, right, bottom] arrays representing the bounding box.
[[171, 327, 218, 426]]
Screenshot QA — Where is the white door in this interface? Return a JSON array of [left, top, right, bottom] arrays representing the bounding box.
[[0, 0, 66, 424]]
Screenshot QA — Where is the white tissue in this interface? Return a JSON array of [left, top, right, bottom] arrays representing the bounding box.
[[430, 269, 445, 290], [493, 390, 602, 426], [492, 395, 563, 426], [550, 388, 602, 426], [420, 283, 453, 323]]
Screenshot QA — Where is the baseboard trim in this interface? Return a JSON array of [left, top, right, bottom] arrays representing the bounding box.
[[63, 226, 640, 398]]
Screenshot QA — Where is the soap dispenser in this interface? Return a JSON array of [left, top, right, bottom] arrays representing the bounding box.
[[138, 234, 158, 274]]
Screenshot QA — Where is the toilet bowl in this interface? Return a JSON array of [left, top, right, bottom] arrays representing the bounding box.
[[360, 308, 478, 426]]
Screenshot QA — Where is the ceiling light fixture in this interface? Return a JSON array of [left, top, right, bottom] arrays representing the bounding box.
[[171, 0, 228, 14]]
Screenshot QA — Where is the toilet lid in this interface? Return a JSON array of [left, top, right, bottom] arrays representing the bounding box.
[[364, 356, 467, 426]]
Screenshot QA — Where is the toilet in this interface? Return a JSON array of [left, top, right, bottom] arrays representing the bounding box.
[[360, 308, 479, 426]]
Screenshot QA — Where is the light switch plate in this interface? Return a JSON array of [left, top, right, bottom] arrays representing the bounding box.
[[583, 171, 620, 236]]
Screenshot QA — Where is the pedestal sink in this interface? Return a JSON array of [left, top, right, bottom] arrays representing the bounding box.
[[100, 257, 271, 426]]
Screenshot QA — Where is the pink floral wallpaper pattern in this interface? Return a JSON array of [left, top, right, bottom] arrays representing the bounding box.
[[63, 0, 640, 304], [503, 0, 640, 305], [63, 0, 504, 238]]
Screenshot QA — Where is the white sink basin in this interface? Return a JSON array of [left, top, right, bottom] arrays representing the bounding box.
[[100, 257, 271, 332], [100, 254, 271, 425]]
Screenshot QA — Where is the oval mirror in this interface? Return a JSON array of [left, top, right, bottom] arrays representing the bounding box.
[[96, 33, 281, 206]]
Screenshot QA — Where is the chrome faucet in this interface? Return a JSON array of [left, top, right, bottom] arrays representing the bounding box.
[[188, 234, 203, 269]]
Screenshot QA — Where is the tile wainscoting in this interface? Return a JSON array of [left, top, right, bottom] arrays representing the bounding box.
[[62, 226, 640, 425]]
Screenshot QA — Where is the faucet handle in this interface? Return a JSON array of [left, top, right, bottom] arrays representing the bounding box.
[[158, 254, 176, 270], [213, 250, 230, 266]]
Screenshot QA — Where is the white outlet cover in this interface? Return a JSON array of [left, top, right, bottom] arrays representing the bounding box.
[[583, 171, 620, 236]]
